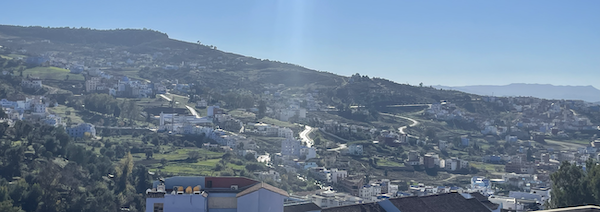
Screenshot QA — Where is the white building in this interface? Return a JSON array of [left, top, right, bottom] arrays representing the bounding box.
[[358, 184, 382, 202], [439, 140, 448, 150], [310, 190, 363, 208], [254, 170, 281, 182], [146, 176, 288, 212], [278, 127, 294, 138], [21, 78, 42, 89], [85, 77, 101, 92], [197, 99, 208, 107], [488, 196, 524, 211], [32, 102, 46, 114], [281, 137, 301, 156], [300, 147, 317, 160], [330, 169, 348, 184]]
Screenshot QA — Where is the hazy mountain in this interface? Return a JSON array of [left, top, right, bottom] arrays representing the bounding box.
[[434, 83, 600, 102]]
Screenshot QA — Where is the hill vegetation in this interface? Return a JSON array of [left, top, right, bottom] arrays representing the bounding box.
[[0, 25, 168, 46]]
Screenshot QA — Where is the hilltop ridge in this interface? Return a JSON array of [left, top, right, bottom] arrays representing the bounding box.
[[0, 25, 475, 107], [0, 25, 168, 46]]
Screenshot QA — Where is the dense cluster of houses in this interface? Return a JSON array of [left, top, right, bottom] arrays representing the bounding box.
[[0, 96, 96, 138], [426, 98, 599, 137], [86, 74, 165, 98]]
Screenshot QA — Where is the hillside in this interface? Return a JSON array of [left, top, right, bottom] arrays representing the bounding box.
[[0, 25, 480, 107], [435, 83, 600, 102], [0, 25, 168, 46]]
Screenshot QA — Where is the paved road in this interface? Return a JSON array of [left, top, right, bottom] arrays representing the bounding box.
[[299, 126, 315, 147], [185, 105, 201, 118], [319, 129, 350, 152], [328, 143, 347, 152], [441, 173, 459, 182], [160, 94, 201, 119], [380, 113, 420, 138], [159, 94, 171, 102]]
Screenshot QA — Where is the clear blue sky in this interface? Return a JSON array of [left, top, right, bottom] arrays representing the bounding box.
[[2, 0, 599, 88]]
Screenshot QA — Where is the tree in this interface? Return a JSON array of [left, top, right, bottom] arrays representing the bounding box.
[[548, 161, 595, 208], [257, 100, 266, 119], [115, 152, 134, 192], [133, 165, 151, 194], [0, 201, 22, 212], [244, 153, 256, 161], [145, 149, 153, 159], [187, 150, 200, 161], [425, 128, 437, 141], [526, 148, 534, 162]]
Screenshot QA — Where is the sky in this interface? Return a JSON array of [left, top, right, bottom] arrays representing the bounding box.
[[1, 0, 599, 88]]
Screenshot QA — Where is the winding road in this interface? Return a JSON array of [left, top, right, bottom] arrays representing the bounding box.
[[159, 94, 172, 102], [380, 113, 421, 139], [299, 126, 315, 147], [319, 129, 350, 152], [159, 93, 201, 119], [186, 105, 201, 118], [319, 113, 422, 152]]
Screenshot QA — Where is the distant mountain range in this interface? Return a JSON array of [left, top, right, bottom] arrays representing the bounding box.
[[434, 83, 600, 102]]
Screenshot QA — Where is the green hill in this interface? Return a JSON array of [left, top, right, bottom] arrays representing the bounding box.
[[0, 24, 485, 108]]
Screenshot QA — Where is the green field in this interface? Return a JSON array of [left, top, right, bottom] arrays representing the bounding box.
[[470, 162, 505, 176], [23, 67, 84, 81], [47, 105, 84, 124], [377, 158, 405, 167], [229, 110, 256, 120], [0, 54, 26, 60], [153, 148, 224, 161], [157, 158, 220, 175]]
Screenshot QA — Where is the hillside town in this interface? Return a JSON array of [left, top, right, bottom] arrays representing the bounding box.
[[0, 25, 599, 212]]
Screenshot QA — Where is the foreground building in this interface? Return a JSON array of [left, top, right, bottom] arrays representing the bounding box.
[[287, 192, 500, 212], [146, 176, 288, 212]]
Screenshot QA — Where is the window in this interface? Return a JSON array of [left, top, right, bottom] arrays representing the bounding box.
[[153, 203, 164, 212]]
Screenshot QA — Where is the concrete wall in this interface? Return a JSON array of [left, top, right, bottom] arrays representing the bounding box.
[[164, 195, 207, 211], [145, 197, 163, 212], [145, 195, 207, 212], [237, 190, 259, 212], [237, 188, 285, 212], [209, 193, 237, 210], [258, 188, 285, 212]]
